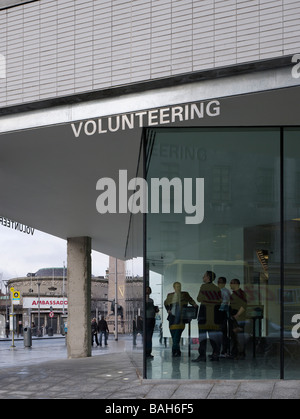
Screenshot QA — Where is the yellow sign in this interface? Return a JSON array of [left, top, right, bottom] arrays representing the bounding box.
[[13, 291, 20, 300], [10, 287, 20, 300]]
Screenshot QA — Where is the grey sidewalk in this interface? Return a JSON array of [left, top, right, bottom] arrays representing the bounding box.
[[0, 337, 300, 399]]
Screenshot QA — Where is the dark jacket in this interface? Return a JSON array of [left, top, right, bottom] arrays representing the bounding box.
[[98, 319, 109, 332], [91, 320, 98, 335], [230, 288, 247, 320], [197, 282, 222, 330]]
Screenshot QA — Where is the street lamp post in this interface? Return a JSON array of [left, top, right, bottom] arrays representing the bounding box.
[[115, 258, 118, 341], [62, 262, 65, 315], [3, 281, 9, 339], [37, 281, 41, 337], [4, 281, 8, 325]]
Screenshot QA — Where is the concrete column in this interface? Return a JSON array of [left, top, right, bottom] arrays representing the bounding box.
[[67, 236, 92, 358]]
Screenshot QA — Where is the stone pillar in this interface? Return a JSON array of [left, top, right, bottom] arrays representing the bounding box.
[[67, 237, 92, 358]]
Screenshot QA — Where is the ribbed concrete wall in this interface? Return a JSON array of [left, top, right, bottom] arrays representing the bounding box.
[[0, 0, 299, 108]]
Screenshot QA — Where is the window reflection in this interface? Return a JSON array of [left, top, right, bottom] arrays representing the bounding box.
[[164, 281, 197, 358], [284, 129, 300, 378], [145, 127, 284, 380]]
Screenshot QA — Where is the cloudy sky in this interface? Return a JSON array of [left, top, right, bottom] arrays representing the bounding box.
[[0, 223, 109, 287], [0, 221, 145, 294]]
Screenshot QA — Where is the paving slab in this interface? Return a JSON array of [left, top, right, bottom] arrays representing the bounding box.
[[0, 336, 300, 399]]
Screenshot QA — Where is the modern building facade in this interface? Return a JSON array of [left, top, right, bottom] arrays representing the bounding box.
[[0, 0, 300, 380]]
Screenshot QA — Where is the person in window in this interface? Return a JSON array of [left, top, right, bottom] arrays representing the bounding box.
[[164, 281, 197, 357], [193, 271, 223, 362], [218, 276, 231, 357], [229, 278, 247, 360], [145, 286, 159, 359]]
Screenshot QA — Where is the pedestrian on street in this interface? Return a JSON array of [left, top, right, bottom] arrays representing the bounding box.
[[133, 315, 143, 346], [91, 317, 99, 346], [98, 315, 109, 346]]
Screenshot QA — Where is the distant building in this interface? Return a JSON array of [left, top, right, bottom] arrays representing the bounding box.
[[0, 258, 143, 336]]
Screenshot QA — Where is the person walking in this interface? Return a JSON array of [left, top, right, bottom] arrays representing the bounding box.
[[98, 315, 109, 346], [133, 315, 143, 346], [91, 317, 99, 347]]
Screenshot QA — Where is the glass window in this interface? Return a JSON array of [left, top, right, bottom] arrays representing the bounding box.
[[145, 127, 282, 380], [284, 128, 300, 379], [124, 140, 144, 376]]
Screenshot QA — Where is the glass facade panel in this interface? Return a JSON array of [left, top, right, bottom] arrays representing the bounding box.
[[284, 128, 300, 379], [124, 140, 144, 376], [145, 127, 282, 380]]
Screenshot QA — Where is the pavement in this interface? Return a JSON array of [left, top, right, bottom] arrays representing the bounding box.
[[0, 334, 300, 400]]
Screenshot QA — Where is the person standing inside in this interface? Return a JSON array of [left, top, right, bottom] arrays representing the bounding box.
[[217, 276, 231, 357], [229, 278, 247, 359], [193, 271, 222, 362], [145, 286, 159, 359], [98, 315, 109, 346], [164, 281, 197, 357]]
